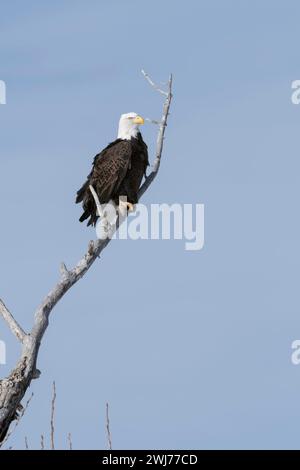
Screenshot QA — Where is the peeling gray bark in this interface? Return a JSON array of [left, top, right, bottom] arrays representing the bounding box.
[[0, 72, 172, 445]]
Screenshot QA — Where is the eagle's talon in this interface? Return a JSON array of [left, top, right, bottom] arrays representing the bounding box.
[[126, 202, 135, 212], [118, 200, 135, 216]]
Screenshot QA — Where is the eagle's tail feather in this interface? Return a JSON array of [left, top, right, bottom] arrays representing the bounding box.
[[79, 209, 90, 223], [76, 181, 89, 204]]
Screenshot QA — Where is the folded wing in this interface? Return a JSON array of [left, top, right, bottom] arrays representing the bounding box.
[[76, 140, 132, 226]]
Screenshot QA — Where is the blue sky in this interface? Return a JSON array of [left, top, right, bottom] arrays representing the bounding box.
[[1, 0, 300, 449]]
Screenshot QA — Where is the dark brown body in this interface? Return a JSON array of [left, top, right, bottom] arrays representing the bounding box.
[[76, 133, 149, 226]]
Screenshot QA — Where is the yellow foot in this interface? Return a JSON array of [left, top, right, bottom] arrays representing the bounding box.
[[119, 200, 135, 216], [126, 202, 135, 212]]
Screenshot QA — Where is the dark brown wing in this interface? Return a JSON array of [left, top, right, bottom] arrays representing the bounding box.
[[116, 133, 149, 205], [76, 139, 132, 226]]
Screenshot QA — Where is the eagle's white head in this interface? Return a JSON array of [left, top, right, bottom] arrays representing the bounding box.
[[117, 112, 145, 140]]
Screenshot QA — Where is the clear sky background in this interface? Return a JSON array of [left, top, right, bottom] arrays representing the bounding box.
[[1, 0, 300, 450]]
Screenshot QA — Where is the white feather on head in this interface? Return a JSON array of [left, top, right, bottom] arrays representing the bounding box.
[[117, 112, 144, 140]]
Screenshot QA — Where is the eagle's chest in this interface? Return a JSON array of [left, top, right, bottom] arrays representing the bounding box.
[[129, 143, 147, 172]]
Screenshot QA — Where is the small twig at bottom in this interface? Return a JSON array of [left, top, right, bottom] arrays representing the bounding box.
[[50, 381, 56, 450], [106, 402, 112, 450], [68, 432, 73, 450]]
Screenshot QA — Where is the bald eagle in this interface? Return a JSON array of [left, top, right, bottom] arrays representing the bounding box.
[[76, 112, 149, 226]]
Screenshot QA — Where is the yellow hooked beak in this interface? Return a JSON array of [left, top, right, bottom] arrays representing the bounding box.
[[133, 115, 144, 125]]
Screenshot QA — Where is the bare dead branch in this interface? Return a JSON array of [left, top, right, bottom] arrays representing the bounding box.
[[50, 381, 56, 450], [138, 72, 173, 198], [141, 69, 168, 96], [0, 71, 173, 444], [145, 118, 161, 125], [106, 402, 112, 450], [0, 299, 26, 343], [41, 434, 45, 450], [24, 436, 29, 450]]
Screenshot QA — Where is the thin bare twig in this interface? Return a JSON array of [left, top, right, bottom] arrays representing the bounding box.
[[145, 118, 161, 125], [0, 299, 26, 343], [41, 434, 45, 450], [24, 436, 29, 450], [141, 69, 168, 96], [106, 402, 112, 450], [50, 381, 56, 450]]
